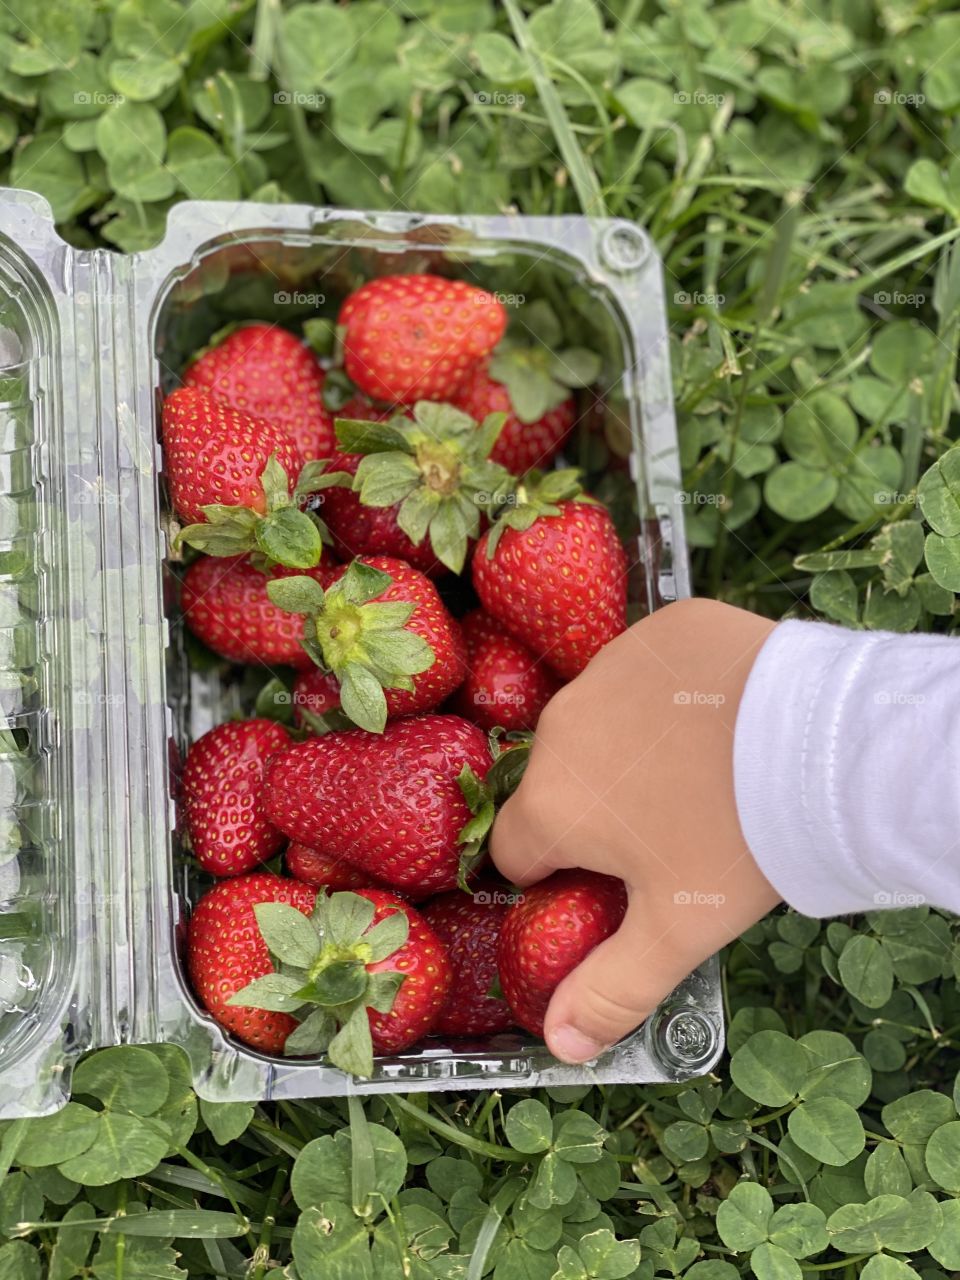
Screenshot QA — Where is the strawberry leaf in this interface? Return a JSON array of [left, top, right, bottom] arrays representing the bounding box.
[[363, 910, 410, 963], [335, 418, 412, 454], [361, 629, 433, 676], [327, 1005, 376, 1077], [261, 453, 295, 513], [458, 800, 495, 847], [550, 347, 601, 387], [302, 316, 337, 357], [366, 970, 406, 1014], [324, 891, 377, 946], [354, 453, 421, 507], [227, 973, 306, 1013], [337, 560, 393, 605], [487, 740, 532, 803], [256, 507, 324, 569], [267, 575, 327, 615], [302, 961, 368, 1007], [254, 903, 321, 969], [428, 499, 470, 573], [338, 663, 387, 733], [457, 764, 488, 813], [395, 487, 438, 546], [284, 1007, 336, 1057]]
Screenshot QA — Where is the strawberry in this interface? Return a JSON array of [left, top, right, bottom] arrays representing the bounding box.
[[261, 714, 492, 895], [318, 450, 445, 576], [163, 386, 330, 569], [183, 323, 336, 461], [497, 870, 628, 1038], [226, 884, 453, 1072], [472, 471, 628, 680], [328, 400, 514, 574], [422, 888, 514, 1036], [285, 842, 380, 891], [338, 274, 506, 404], [181, 553, 339, 669], [187, 872, 317, 1053], [453, 357, 576, 474], [182, 719, 290, 876], [266, 555, 466, 732], [451, 610, 561, 732]]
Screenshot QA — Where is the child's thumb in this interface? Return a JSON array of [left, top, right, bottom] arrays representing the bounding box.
[[543, 904, 690, 1064]]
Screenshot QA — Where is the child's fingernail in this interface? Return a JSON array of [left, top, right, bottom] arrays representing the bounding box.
[[550, 1025, 607, 1063]]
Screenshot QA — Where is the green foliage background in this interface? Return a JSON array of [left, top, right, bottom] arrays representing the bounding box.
[[3, 0, 960, 1276]]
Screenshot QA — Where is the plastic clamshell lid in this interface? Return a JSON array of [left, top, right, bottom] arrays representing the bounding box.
[[0, 191, 719, 1116]]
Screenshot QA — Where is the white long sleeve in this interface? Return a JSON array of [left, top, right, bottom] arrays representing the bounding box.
[[734, 619, 960, 917]]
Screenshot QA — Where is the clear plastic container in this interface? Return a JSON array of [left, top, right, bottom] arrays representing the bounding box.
[[0, 190, 721, 1118]]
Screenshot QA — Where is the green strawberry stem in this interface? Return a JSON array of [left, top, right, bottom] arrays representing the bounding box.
[[333, 401, 518, 573], [176, 454, 347, 570], [456, 735, 532, 889], [488, 342, 602, 423], [266, 560, 435, 733], [227, 891, 410, 1077], [483, 467, 599, 558]]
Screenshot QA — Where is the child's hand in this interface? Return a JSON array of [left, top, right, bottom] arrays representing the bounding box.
[[490, 598, 782, 1064]]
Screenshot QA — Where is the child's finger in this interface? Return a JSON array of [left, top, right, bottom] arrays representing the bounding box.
[[542, 899, 695, 1064], [489, 787, 564, 886]]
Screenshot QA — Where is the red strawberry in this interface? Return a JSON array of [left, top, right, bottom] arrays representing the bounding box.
[[452, 610, 561, 732], [338, 274, 506, 404], [163, 386, 326, 570], [181, 553, 339, 669], [183, 324, 336, 461], [182, 719, 290, 876], [267, 555, 466, 732], [261, 713, 492, 895], [453, 357, 576, 474], [318, 450, 444, 576], [497, 871, 628, 1037], [358, 890, 452, 1055], [422, 888, 514, 1035], [472, 476, 628, 680], [285, 841, 378, 891], [162, 386, 302, 524], [292, 667, 344, 725], [187, 872, 317, 1053]]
